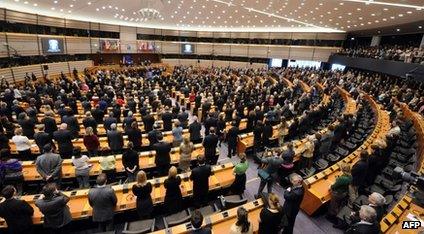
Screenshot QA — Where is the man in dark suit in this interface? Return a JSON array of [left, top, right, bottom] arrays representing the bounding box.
[[253, 120, 264, 157], [162, 107, 174, 131], [34, 124, 52, 153], [82, 111, 98, 134], [152, 134, 172, 176], [282, 173, 305, 234], [88, 173, 117, 232], [107, 123, 124, 154], [0, 186, 34, 234], [103, 112, 117, 131], [189, 210, 212, 234], [62, 108, 80, 138], [203, 113, 217, 136], [143, 111, 155, 132], [227, 121, 239, 158], [350, 151, 369, 203], [189, 116, 202, 144], [345, 205, 379, 234], [92, 105, 105, 124], [41, 111, 58, 138], [35, 183, 72, 233], [203, 127, 219, 165], [148, 123, 162, 147], [177, 107, 189, 128], [262, 120, 273, 148], [53, 123, 74, 158], [190, 156, 212, 207]]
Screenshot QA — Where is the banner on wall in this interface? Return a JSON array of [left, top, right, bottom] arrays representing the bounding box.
[[100, 39, 120, 52], [137, 41, 156, 52], [41, 38, 64, 54]]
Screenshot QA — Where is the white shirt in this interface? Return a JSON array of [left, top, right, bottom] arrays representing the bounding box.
[[12, 135, 31, 151]]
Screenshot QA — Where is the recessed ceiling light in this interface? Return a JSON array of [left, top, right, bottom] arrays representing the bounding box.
[[51, 7, 55, 10], [33, 3, 37, 6], [24, 1, 28, 4], [419, 26, 422, 29], [14, 0, 19, 2], [407, 11, 412, 14], [398, 14, 403, 17], [54, 0, 58, 3], [88, 2, 91, 5], [396, 28, 400, 31]]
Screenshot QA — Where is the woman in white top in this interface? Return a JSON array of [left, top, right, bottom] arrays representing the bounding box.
[[11, 128, 32, 160], [71, 147, 92, 188], [230, 207, 253, 234]]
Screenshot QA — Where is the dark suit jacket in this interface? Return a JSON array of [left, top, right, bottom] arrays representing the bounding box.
[[104, 117, 117, 131], [35, 194, 72, 228], [0, 198, 34, 233], [107, 130, 124, 151], [177, 112, 189, 127], [203, 134, 218, 158], [152, 141, 172, 167], [282, 186, 304, 218], [34, 131, 52, 151], [63, 115, 80, 137], [162, 112, 174, 131], [190, 164, 212, 197], [227, 126, 239, 146], [53, 129, 73, 154], [189, 121, 202, 141], [148, 129, 160, 146], [143, 115, 155, 132], [351, 159, 369, 187], [127, 128, 142, 148], [88, 185, 118, 222], [345, 221, 380, 234], [83, 117, 98, 133], [42, 117, 58, 136]]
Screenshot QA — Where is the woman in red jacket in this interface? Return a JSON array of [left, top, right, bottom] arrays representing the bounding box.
[[83, 127, 100, 157]]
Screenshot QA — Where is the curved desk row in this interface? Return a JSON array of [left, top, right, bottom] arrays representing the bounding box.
[[0, 162, 235, 228], [301, 93, 391, 215], [380, 103, 424, 233]]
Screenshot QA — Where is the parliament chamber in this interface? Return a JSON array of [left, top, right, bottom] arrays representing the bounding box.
[[0, 1, 423, 234]]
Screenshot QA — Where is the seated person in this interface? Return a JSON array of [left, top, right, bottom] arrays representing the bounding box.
[[189, 209, 211, 234]]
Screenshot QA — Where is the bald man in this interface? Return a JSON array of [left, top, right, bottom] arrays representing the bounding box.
[[53, 123, 74, 158]]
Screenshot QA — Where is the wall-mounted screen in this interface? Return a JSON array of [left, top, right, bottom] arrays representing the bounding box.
[[288, 60, 321, 69], [100, 39, 120, 52], [41, 38, 64, 54], [269, 58, 283, 67], [137, 41, 156, 52], [181, 43, 195, 54], [123, 55, 133, 65], [331, 63, 346, 71]]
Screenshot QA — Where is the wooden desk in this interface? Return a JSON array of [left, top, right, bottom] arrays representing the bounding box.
[[380, 195, 424, 233], [151, 199, 264, 234], [0, 162, 235, 227], [21, 143, 210, 181], [301, 94, 390, 215]]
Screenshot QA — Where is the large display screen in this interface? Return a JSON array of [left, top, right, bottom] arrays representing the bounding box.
[[331, 63, 346, 71], [137, 41, 156, 52], [181, 43, 195, 54], [100, 39, 120, 52], [269, 58, 283, 67], [288, 60, 321, 69], [41, 38, 64, 54]]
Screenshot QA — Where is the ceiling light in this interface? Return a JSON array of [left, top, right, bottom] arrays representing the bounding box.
[[54, 0, 58, 3], [396, 28, 400, 31], [398, 14, 403, 17], [24, 1, 28, 4], [407, 11, 412, 14], [88, 2, 91, 5], [418, 26, 422, 29], [33, 3, 37, 6]]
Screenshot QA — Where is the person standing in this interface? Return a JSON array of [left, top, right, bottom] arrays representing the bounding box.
[[202, 127, 219, 165], [35, 183, 72, 234], [179, 136, 194, 172], [258, 193, 283, 234], [122, 142, 140, 182], [53, 123, 74, 158], [71, 147, 91, 189], [88, 173, 117, 232], [126, 121, 142, 151], [172, 121, 184, 147], [227, 121, 239, 158], [350, 151, 369, 204], [190, 156, 212, 207], [230, 153, 249, 195], [282, 173, 305, 234], [189, 210, 212, 234], [164, 166, 183, 215], [327, 163, 352, 225], [35, 144, 63, 186], [34, 124, 53, 153], [107, 123, 124, 154], [152, 134, 172, 176], [0, 185, 34, 234], [11, 128, 32, 160], [83, 127, 100, 157], [230, 207, 253, 234], [132, 170, 153, 219], [189, 116, 202, 144], [256, 149, 284, 196]]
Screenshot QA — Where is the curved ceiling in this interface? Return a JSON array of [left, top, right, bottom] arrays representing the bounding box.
[[0, 0, 423, 33]]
